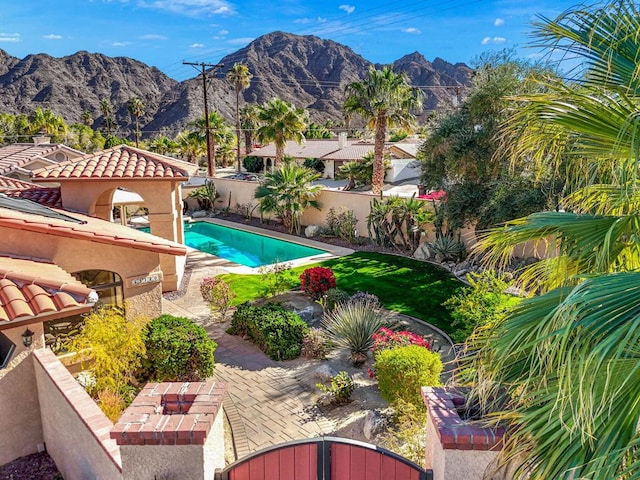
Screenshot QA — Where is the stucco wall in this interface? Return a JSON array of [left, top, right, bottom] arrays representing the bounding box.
[[0, 352, 44, 466], [33, 349, 122, 480], [120, 409, 224, 480]]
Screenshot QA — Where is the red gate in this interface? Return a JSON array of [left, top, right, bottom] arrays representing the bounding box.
[[215, 436, 433, 480]]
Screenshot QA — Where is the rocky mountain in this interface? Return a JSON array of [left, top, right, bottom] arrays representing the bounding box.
[[0, 32, 473, 138]]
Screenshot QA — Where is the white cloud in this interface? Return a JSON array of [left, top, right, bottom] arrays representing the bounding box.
[[318, 17, 327, 23], [339, 4, 355, 14], [226, 37, 254, 45], [494, 18, 505, 27], [481, 36, 506, 45], [189, 43, 205, 48], [401, 27, 421, 35], [139, 34, 168, 40], [112, 41, 132, 47], [138, 0, 236, 17], [0, 33, 21, 43], [218, 29, 229, 35], [294, 16, 327, 24], [43, 34, 62, 40]]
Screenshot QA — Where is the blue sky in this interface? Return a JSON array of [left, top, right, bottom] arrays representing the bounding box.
[[1, 0, 581, 81]]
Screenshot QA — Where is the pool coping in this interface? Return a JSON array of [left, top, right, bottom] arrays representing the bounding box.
[[185, 217, 354, 274]]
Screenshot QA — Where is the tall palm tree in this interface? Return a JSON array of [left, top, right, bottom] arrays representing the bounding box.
[[149, 135, 177, 155], [464, 2, 640, 478], [176, 131, 204, 164], [344, 66, 423, 194], [127, 97, 145, 148], [240, 104, 260, 155], [191, 111, 229, 175], [254, 163, 322, 234], [256, 98, 308, 168], [82, 110, 94, 127], [100, 99, 117, 136], [29, 108, 67, 141], [226, 63, 253, 173]]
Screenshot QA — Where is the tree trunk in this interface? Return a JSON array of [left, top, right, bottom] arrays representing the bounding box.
[[372, 111, 387, 195], [235, 91, 242, 173], [275, 143, 284, 169], [244, 131, 253, 155]]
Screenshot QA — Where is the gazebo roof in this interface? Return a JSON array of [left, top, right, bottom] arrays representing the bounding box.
[[31, 145, 198, 182]]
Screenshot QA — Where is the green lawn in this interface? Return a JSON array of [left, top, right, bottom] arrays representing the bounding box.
[[218, 252, 464, 333]]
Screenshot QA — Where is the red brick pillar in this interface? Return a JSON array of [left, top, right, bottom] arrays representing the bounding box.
[[111, 380, 226, 480], [422, 387, 505, 480]]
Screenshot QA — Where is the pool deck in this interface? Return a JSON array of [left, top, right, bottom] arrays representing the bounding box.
[[186, 217, 354, 274]]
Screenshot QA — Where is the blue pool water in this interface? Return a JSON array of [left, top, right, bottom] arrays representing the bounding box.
[[159, 222, 325, 267]]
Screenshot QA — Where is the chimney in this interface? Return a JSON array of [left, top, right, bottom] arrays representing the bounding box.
[[32, 135, 51, 145], [338, 132, 347, 149]]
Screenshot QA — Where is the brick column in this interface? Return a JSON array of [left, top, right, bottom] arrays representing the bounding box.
[[423, 387, 505, 480], [111, 380, 226, 480]]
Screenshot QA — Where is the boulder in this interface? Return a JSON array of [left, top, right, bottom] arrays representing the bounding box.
[[363, 410, 389, 441], [305, 225, 321, 238], [412, 243, 431, 260], [192, 210, 208, 218]]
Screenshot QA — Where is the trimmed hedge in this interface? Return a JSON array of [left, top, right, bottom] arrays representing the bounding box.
[[142, 315, 217, 382], [375, 345, 442, 408], [228, 303, 309, 360]]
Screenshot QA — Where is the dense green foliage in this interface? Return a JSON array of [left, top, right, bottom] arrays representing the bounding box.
[[316, 371, 355, 404], [142, 315, 217, 381], [228, 303, 309, 360], [375, 345, 442, 408], [303, 157, 326, 173], [243, 155, 264, 173]]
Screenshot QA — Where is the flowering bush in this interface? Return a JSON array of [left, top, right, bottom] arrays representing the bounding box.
[[371, 327, 431, 355], [350, 291, 380, 308], [200, 277, 236, 320], [299, 266, 336, 300]]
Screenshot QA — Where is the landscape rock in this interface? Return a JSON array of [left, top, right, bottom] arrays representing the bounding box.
[[305, 225, 321, 238], [192, 210, 208, 218], [363, 410, 388, 441], [314, 364, 338, 383], [412, 243, 431, 260]]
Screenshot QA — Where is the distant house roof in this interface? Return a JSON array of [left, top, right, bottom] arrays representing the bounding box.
[[0, 175, 62, 208], [250, 140, 344, 159], [0, 256, 95, 324], [0, 143, 83, 176], [32, 145, 198, 182], [322, 143, 375, 160], [391, 143, 420, 157], [0, 197, 187, 256]]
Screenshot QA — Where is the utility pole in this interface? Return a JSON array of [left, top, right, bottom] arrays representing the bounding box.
[[183, 61, 224, 177]]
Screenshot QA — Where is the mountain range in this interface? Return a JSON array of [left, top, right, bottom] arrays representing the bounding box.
[[0, 31, 473, 138]]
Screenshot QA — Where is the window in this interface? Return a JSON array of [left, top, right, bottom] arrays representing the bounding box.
[[72, 270, 124, 307]]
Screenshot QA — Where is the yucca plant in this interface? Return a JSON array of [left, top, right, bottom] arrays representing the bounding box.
[[321, 299, 390, 364]]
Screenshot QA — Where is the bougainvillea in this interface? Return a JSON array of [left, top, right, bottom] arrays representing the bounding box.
[[371, 327, 431, 355], [299, 266, 337, 300]]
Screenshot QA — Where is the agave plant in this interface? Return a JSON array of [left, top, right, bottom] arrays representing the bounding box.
[[321, 299, 389, 364]]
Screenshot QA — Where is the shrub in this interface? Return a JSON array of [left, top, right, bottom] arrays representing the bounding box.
[[381, 400, 427, 465], [187, 180, 218, 211], [200, 277, 236, 320], [97, 387, 127, 423], [316, 371, 355, 404], [301, 328, 330, 359], [444, 270, 520, 343], [258, 260, 293, 297], [375, 345, 442, 408], [143, 315, 217, 381], [325, 208, 359, 242], [303, 157, 326, 174], [371, 327, 431, 355], [228, 303, 309, 360], [324, 288, 351, 311], [300, 266, 337, 301], [243, 155, 263, 173], [349, 291, 380, 308], [322, 300, 389, 363]]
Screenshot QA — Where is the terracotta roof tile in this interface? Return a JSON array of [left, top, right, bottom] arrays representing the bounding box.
[[32, 145, 198, 181], [0, 175, 63, 208], [0, 205, 187, 256], [0, 257, 95, 324], [0, 143, 82, 175], [0, 176, 41, 191]]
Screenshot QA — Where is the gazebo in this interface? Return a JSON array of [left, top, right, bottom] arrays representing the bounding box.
[[31, 145, 198, 291]]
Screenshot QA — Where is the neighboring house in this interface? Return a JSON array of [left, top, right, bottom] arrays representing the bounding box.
[[0, 136, 84, 181], [249, 134, 421, 181]]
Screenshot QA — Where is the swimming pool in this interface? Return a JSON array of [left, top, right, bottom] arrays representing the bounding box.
[[179, 222, 326, 267]]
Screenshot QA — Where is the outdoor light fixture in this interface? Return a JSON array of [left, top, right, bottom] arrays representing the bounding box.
[[21, 328, 34, 347]]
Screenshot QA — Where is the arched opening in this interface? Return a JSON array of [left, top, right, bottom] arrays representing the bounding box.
[[44, 270, 124, 354]]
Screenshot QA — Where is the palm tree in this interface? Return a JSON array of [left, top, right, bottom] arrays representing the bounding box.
[[100, 99, 117, 135], [127, 97, 145, 148], [344, 66, 423, 195], [176, 131, 204, 164], [81, 110, 94, 127], [256, 98, 308, 168], [149, 135, 177, 155], [226, 63, 253, 173], [29, 108, 67, 141], [191, 111, 229, 175], [254, 163, 322, 234], [240, 104, 260, 154], [464, 2, 640, 478]]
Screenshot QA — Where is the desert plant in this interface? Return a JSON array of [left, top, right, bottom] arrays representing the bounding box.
[[235, 202, 258, 221], [258, 260, 293, 296], [381, 399, 427, 465], [349, 291, 381, 308], [142, 315, 217, 381], [323, 288, 351, 311], [367, 195, 433, 251], [424, 234, 466, 262], [301, 328, 330, 359], [316, 371, 355, 404], [300, 266, 337, 301], [200, 277, 236, 321], [228, 303, 309, 360], [322, 299, 390, 364], [375, 344, 442, 408], [97, 387, 127, 423], [188, 180, 218, 211], [325, 208, 359, 242]]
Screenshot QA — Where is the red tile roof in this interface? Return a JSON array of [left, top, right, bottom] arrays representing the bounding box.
[[0, 206, 187, 256], [0, 256, 95, 324], [0, 175, 63, 208], [32, 145, 198, 181], [0, 176, 41, 191], [0, 143, 81, 175]]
